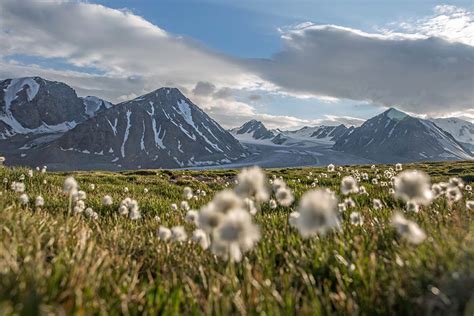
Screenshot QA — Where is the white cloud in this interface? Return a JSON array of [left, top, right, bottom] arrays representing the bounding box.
[[247, 23, 474, 116], [395, 5, 474, 46]]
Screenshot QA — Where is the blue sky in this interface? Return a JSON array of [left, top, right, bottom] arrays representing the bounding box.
[[0, 0, 473, 128]]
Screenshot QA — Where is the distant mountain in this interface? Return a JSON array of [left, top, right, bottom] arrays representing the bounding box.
[[230, 120, 277, 142], [430, 117, 474, 152], [21, 87, 246, 169], [284, 125, 354, 144], [81, 96, 113, 118], [333, 108, 472, 162]]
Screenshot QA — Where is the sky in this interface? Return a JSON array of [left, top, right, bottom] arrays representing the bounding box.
[[0, 0, 473, 129]]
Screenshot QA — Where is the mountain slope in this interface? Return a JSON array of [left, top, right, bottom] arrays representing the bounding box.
[[25, 87, 246, 169], [230, 120, 276, 142], [430, 117, 474, 152], [333, 108, 472, 162]]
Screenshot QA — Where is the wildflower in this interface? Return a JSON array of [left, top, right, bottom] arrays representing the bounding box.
[[171, 226, 188, 242], [129, 206, 141, 220], [198, 204, 224, 233], [394, 170, 433, 206], [74, 206, 84, 214], [350, 212, 363, 226], [244, 197, 258, 215], [185, 210, 199, 225], [449, 177, 464, 189], [123, 187, 129, 193], [212, 208, 260, 262], [289, 211, 300, 227], [27, 169, 33, 178], [338, 203, 347, 213], [235, 166, 269, 203], [41, 166, 47, 173], [11, 181, 25, 193], [294, 189, 340, 237], [183, 186, 193, 200], [192, 229, 210, 250], [212, 190, 244, 213], [341, 176, 359, 195], [19, 193, 29, 205], [373, 199, 383, 210], [118, 205, 129, 216], [271, 178, 286, 192], [143, 188, 149, 194], [77, 190, 87, 200], [327, 164, 335, 172], [465, 185, 472, 192], [431, 184, 444, 198], [63, 176, 78, 194], [344, 198, 356, 208], [406, 201, 420, 213], [89, 183, 96, 191], [391, 212, 426, 245], [395, 163, 403, 171], [158, 226, 171, 241], [35, 196, 44, 207], [372, 178, 378, 185], [269, 199, 277, 209], [85, 208, 98, 220], [180, 201, 190, 211], [446, 186, 462, 202], [275, 186, 294, 206], [0, 156, 5, 166], [171, 203, 178, 211], [466, 200, 474, 210], [102, 195, 113, 206]]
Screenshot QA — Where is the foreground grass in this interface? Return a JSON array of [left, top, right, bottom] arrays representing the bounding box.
[[0, 161, 473, 315]]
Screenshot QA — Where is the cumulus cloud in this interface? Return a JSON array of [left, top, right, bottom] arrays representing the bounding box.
[[247, 23, 474, 116]]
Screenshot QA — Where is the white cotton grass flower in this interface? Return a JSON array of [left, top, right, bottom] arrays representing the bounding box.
[[406, 201, 420, 213], [171, 203, 178, 211], [27, 169, 33, 178], [129, 206, 141, 220], [244, 197, 258, 215], [350, 212, 363, 226], [340, 176, 359, 195], [465, 185, 472, 192], [449, 177, 464, 189], [35, 196, 44, 207], [89, 183, 96, 191], [19, 193, 29, 205], [394, 170, 433, 206], [271, 178, 286, 192], [180, 200, 190, 211], [143, 188, 149, 194], [294, 189, 340, 238], [391, 212, 426, 245], [269, 199, 277, 209], [211, 208, 260, 262], [102, 195, 113, 206], [289, 211, 300, 227], [198, 203, 224, 233], [77, 190, 87, 200], [85, 207, 98, 220], [327, 164, 335, 172], [373, 199, 383, 210], [158, 226, 172, 241], [275, 186, 294, 206], [185, 210, 199, 225], [431, 183, 444, 198], [183, 186, 193, 200], [19, 174, 25, 181], [338, 203, 347, 213], [0, 156, 5, 166], [11, 181, 25, 193], [212, 189, 244, 213], [466, 200, 474, 210], [234, 166, 269, 204], [123, 187, 129, 193], [192, 229, 210, 250], [41, 166, 47, 173], [63, 176, 78, 194], [171, 226, 188, 242], [372, 178, 379, 185], [344, 198, 356, 208], [446, 186, 462, 202], [359, 186, 368, 195], [395, 163, 403, 171]]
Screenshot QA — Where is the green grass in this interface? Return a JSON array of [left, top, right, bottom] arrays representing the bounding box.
[[0, 161, 473, 315]]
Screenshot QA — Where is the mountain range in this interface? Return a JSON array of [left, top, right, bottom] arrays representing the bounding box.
[[0, 76, 472, 170]]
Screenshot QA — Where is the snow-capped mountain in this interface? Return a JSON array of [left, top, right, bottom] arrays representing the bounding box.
[[333, 108, 473, 162], [230, 120, 277, 142], [24, 87, 246, 169], [430, 117, 474, 152], [81, 96, 113, 118], [231, 120, 353, 147]]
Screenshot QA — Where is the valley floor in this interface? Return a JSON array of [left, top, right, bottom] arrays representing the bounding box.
[[0, 161, 473, 314]]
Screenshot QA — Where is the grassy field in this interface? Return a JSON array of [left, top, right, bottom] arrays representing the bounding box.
[[0, 161, 473, 315]]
